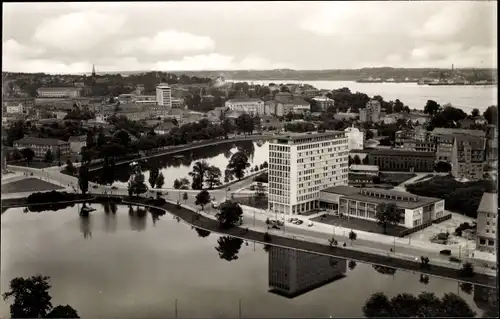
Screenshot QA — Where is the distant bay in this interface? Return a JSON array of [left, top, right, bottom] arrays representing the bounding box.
[[229, 80, 497, 113]]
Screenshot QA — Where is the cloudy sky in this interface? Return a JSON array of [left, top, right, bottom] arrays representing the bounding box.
[[2, 1, 497, 74]]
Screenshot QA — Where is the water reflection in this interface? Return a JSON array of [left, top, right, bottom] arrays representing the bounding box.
[[128, 205, 148, 232], [102, 202, 117, 233], [194, 227, 211, 238], [89, 140, 265, 187], [268, 246, 347, 298], [215, 236, 243, 261], [79, 215, 92, 239]]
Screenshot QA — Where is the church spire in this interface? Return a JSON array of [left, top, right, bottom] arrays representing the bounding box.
[[92, 64, 96, 77]]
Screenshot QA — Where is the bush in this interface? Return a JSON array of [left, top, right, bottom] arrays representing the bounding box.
[[449, 256, 462, 263], [440, 249, 452, 256], [459, 262, 474, 277], [27, 191, 85, 204]]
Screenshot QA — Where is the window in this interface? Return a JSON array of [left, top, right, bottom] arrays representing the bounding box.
[[480, 239, 486, 245], [488, 240, 495, 246]]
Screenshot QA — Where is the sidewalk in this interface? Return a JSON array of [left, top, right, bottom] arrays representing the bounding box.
[[171, 200, 495, 277]]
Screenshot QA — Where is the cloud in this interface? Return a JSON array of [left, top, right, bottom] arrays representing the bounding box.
[[33, 11, 126, 52], [116, 30, 216, 56], [3, 39, 44, 58]]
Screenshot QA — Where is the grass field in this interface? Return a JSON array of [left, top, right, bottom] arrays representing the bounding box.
[[2, 178, 64, 194]]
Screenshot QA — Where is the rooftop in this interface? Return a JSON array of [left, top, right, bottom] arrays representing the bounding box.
[[322, 186, 442, 209], [349, 165, 379, 172], [272, 131, 345, 142], [432, 128, 486, 137], [477, 193, 497, 214], [367, 149, 435, 157], [227, 98, 263, 103], [14, 137, 68, 146], [37, 87, 81, 91]]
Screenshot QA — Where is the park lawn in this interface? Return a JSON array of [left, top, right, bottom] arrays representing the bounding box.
[[310, 214, 407, 237], [2, 178, 64, 194], [233, 196, 268, 210]]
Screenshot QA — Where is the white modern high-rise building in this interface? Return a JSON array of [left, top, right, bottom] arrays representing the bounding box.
[[268, 131, 349, 215], [344, 125, 364, 151], [156, 83, 172, 108]]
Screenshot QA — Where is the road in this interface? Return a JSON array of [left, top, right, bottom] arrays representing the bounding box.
[[4, 165, 496, 278]]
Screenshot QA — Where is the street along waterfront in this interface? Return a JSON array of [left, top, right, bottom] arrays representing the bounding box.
[[1, 203, 495, 319]]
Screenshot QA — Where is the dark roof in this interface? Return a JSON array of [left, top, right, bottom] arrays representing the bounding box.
[[14, 137, 68, 146], [432, 128, 485, 137], [367, 149, 435, 157], [273, 131, 345, 142], [321, 185, 361, 196], [68, 135, 86, 142], [227, 98, 263, 103]]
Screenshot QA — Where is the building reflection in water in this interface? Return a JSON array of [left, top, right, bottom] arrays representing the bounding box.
[[102, 202, 118, 233], [268, 246, 347, 298], [128, 205, 147, 232], [79, 215, 92, 239]]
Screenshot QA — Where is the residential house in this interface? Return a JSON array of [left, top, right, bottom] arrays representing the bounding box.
[[476, 192, 497, 253], [13, 137, 70, 158], [68, 135, 87, 154], [359, 99, 381, 123]]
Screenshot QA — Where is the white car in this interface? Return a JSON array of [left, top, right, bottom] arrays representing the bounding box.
[[308, 222, 314, 227], [212, 201, 218, 209]]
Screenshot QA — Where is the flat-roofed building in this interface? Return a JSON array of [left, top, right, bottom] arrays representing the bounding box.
[[268, 246, 346, 298], [367, 149, 435, 172], [225, 98, 264, 116], [319, 186, 448, 229], [349, 164, 379, 176], [268, 131, 349, 215], [37, 87, 82, 98], [476, 192, 497, 253], [13, 137, 70, 158], [451, 135, 486, 181]]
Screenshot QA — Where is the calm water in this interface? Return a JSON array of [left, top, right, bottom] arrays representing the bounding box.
[[100, 140, 269, 188], [1, 204, 488, 319], [231, 80, 497, 114]]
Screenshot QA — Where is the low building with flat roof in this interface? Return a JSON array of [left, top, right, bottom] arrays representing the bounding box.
[[367, 149, 435, 172], [14, 137, 70, 159], [319, 186, 448, 229], [349, 164, 379, 176]]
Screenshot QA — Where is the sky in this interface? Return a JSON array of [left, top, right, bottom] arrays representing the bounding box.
[[2, 1, 497, 74]]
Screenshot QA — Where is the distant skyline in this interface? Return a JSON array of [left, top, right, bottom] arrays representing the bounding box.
[[2, 2, 497, 74]]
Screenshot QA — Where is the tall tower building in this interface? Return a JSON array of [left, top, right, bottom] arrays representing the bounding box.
[[92, 64, 96, 77], [268, 131, 349, 216], [155, 83, 172, 116]]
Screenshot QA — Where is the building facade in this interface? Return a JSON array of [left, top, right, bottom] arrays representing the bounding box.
[[37, 87, 82, 98], [156, 84, 172, 108], [13, 137, 70, 158], [268, 131, 349, 215], [269, 246, 346, 297], [319, 186, 447, 229], [344, 126, 364, 151], [68, 135, 87, 154], [451, 136, 486, 181], [367, 149, 435, 172], [485, 125, 498, 167], [225, 98, 264, 115], [311, 97, 334, 111], [359, 99, 381, 123], [476, 192, 497, 253]]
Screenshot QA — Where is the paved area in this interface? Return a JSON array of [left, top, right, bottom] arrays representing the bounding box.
[[311, 214, 407, 237]]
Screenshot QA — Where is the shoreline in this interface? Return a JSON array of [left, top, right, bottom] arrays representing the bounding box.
[[2, 194, 495, 288]]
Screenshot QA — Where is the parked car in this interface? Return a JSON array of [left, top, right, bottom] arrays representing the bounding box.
[[308, 222, 314, 227], [272, 225, 280, 230], [212, 201, 219, 209], [439, 249, 452, 256]]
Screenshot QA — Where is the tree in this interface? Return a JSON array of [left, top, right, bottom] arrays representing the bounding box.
[[78, 165, 89, 195], [2, 275, 53, 318], [471, 108, 480, 117], [363, 292, 393, 317], [348, 230, 357, 245], [215, 236, 243, 261], [365, 130, 374, 140], [362, 156, 369, 165], [44, 149, 53, 163], [215, 201, 243, 228], [97, 130, 106, 148], [235, 113, 255, 135], [348, 260, 357, 270], [66, 159, 76, 175], [424, 100, 441, 116], [375, 203, 401, 234], [182, 192, 188, 204], [1, 275, 78, 319], [149, 167, 160, 188], [86, 130, 95, 149], [391, 293, 420, 317], [155, 172, 165, 188], [458, 262, 474, 277], [114, 130, 131, 147], [483, 105, 498, 125], [128, 170, 148, 197], [227, 151, 250, 180], [195, 189, 211, 211], [434, 161, 452, 172], [221, 118, 235, 135], [194, 227, 211, 238], [440, 293, 476, 317], [173, 177, 190, 190], [6, 120, 25, 146], [46, 305, 80, 318], [352, 155, 361, 165], [189, 160, 210, 190], [205, 166, 222, 189], [21, 147, 35, 165]]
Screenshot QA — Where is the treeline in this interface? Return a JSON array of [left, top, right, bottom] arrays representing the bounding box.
[[405, 175, 496, 218]]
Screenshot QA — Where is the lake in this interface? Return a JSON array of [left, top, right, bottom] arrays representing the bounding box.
[[1, 204, 490, 318], [94, 140, 269, 188], [230, 80, 497, 114]]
